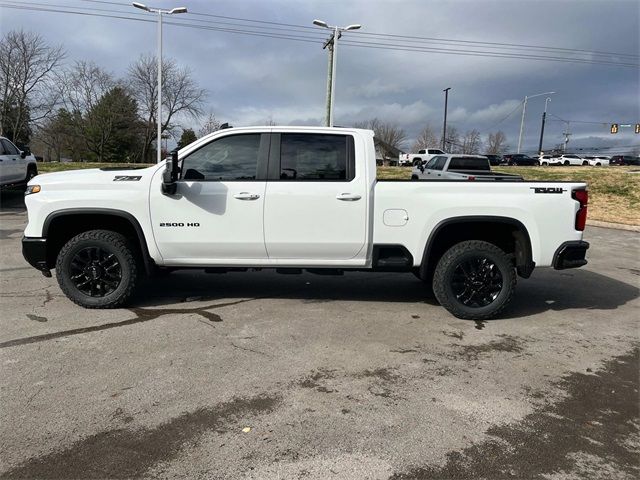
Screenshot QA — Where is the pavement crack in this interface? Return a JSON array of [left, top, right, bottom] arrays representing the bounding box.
[[0, 298, 258, 349]]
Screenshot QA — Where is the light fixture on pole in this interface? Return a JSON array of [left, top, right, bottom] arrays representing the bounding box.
[[517, 91, 555, 154], [312, 19, 361, 127], [132, 2, 188, 163], [442, 87, 451, 151], [537, 97, 552, 155]]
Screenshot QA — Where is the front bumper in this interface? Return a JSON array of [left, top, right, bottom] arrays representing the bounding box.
[[22, 237, 51, 276], [553, 241, 589, 270]]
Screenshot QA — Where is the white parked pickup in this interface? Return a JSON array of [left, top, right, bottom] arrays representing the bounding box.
[[411, 154, 522, 181], [398, 148, 446, 167], [0, 136, 38, 188], [22, 127, 590, 320]]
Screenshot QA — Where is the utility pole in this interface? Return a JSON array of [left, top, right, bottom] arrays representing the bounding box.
[[517, 91, 555, 154], [132, 2, 187, 163], [313, 20, 361, 127], [538, 97, 551, 155], [442, 87, 451, 151], [562, 121, 571, 152]]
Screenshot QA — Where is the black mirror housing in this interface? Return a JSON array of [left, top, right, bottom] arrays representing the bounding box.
[[20, 151, 27, 159], [161, 149, 180, 195]]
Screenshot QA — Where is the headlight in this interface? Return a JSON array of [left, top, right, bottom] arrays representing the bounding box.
[[25, 185, 41, 195]]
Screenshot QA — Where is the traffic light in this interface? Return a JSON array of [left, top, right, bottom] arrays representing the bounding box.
[[635, 123, 640, 134], [610, 123, 619, 134]]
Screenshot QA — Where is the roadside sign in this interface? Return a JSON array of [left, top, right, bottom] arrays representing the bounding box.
[[620, 124, 632, 128]]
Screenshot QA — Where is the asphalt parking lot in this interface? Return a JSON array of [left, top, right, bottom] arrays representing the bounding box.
[[0, 188, 638, 480]]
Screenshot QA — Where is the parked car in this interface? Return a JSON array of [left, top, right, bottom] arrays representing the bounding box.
[[555, 154, 588, 166], [503, 154, 538, 166], [398, 148, 446, 167], [411, 154, 522, 181], [483, 154, 503, 166], [538, 154, 562, 166], [583, 156, 610, 166], [610, 155, 640, 166], [0, 136, 38, 188], [22, 126, 589, 320]]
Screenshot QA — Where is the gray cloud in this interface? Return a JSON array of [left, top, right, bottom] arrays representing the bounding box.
[[1, 0, 638, 154]]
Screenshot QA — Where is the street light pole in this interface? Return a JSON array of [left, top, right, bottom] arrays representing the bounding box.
[[517, 91, 555, 154], [313, 20, 361, 127], [538, 97, 551, 155], [442, 87, 451, 151], [133, 3, 188, 163]]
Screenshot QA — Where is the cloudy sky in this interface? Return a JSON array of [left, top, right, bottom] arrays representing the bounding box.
[[1, 0, 639, 154]]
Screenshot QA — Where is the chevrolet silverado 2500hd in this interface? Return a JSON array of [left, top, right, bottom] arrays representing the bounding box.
[[22, 127, 590, 320]]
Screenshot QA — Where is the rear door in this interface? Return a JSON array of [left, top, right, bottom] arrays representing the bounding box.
[[263, 132, 367, 261]]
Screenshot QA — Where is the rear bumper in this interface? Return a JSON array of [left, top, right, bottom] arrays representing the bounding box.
[[553, 241, 589, 270], [22, 237, 50, 274]]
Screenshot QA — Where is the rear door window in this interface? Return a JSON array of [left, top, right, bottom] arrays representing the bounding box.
[[279, 133, 354, 181]]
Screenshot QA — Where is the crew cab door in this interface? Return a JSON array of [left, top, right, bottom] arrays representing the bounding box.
[[149, 132, 270, 263], [423, 155, 447, 177], [263, 132, 367, 261]]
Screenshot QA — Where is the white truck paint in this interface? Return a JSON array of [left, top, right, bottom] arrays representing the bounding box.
[[22, 127, 590, 320]]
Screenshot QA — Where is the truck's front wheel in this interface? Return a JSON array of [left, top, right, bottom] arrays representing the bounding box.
[[56, 230, 139, 308], [433, 240, 515, 320]]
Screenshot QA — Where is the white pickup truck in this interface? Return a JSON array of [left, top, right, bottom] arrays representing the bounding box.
[[411, 154, 522, 181], [0, 136, 38, 188], [399, 148, 446, 167], [22, 127, 590, 320]]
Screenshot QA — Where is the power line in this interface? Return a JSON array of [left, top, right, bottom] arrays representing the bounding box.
[[79, 0, 639, 60], [2, 1, 638, 68]]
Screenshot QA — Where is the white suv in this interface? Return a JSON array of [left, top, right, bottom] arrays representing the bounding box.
[[556, 154, 588, 166], [583, 155, 610, 166], [0, 136, 38, 187]]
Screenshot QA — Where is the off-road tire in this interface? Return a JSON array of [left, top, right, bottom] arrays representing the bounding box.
[[56, 229, 139, 308], [432, 240, 516, 320]]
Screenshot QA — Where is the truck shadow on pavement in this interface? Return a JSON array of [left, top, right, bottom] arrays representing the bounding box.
[[134, 267, 638, 322], [0, 188, 26, 212]]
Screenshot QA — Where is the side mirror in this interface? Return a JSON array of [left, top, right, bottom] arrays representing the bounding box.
[[161, 149, 180, 195], [20, 151, 27, 159], [419, 165, 425, 173]]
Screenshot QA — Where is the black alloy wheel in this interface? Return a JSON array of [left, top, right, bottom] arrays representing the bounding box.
[[450, 257, 503, 308], [69, 246, 122, 297]]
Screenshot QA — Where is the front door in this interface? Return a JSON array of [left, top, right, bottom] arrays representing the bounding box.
[[150, 132, 270, 264], [263, 132, 367, 262], [0, 139, 21, 183]]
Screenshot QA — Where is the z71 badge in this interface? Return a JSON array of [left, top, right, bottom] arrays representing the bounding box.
[[530, 187, 566, 194]]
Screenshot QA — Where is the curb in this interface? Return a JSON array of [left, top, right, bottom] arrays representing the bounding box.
[[587, 220, 640, 232]]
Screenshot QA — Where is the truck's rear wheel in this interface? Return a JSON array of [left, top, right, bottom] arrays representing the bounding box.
[[56, 229, 139, 308], [432, 240, 515, 320], [412, 158, 422, 166]]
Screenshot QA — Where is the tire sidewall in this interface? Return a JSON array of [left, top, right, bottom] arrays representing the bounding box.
[[57, 235, 134, 308]]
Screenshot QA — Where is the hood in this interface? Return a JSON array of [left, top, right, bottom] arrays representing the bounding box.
[[30, 164, 163, 187]]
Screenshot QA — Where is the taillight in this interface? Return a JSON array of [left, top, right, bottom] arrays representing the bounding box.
[[572, 189, 588, 231]]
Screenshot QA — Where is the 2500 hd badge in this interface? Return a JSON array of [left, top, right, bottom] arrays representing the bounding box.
[[159, 222, 200, 227]]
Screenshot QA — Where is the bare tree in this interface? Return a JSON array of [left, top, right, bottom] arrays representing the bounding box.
[[486, 131, 507, 154], [412, 124, 439, 152], [461, 129, 483, 154], [0, 30, 65, 143], [127, 54, 206, 161], [198, 112, 221, 138], [355, 118, 406, 159], [59, 61, 115, 114]]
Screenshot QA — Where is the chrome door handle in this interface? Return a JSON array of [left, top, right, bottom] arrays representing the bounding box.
[[233, 192, 260, 200], [336, 193, 361, 201]]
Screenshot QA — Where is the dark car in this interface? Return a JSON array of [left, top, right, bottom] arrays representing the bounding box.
[[503, 154, 538, 166], [610, 155, 640, 166], [483, 154, 503, 166]]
